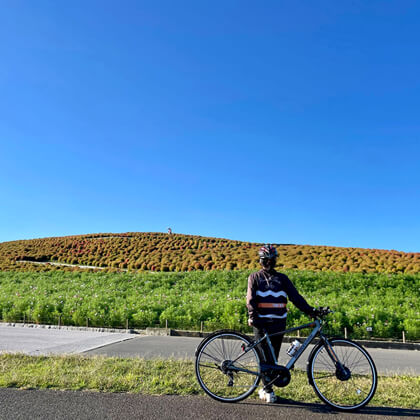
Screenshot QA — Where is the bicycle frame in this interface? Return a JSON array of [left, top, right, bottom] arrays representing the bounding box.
[[231, 318, 342, 375], [261, 319, 321, 370]]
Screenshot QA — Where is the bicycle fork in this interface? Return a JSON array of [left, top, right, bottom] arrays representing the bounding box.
[[321, 337, 351, 381]]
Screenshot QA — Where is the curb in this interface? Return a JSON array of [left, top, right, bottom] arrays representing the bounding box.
[[0, 322, 136, 335]]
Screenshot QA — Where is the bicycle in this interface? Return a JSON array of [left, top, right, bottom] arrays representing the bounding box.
[[195, 307, 377, 411]]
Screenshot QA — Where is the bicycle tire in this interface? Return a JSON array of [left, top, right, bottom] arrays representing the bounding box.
[[308, 338, 377, 411], [195, 330, 262, 402]]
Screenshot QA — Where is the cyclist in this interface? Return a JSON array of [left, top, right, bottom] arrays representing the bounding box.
[[246, 244, 318, 403]]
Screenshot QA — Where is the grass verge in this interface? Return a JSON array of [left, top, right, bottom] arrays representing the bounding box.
[[0, 354, 418, 409]]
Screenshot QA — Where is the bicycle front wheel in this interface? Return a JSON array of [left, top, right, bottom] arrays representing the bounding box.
[[195, 330, 261, 402], [308, 338, 377, 411]]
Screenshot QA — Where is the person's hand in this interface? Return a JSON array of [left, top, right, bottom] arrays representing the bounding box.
[[311, 307, 321, 318], [312, 307, 331, 318], [248, 318, 254, 327]]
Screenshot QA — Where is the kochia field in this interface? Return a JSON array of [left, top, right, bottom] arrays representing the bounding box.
[[1, 232, 419, 273]]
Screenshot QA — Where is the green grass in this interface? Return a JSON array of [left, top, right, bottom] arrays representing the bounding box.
[[0, 270, 419, 340], [0, 354, 418, 409]]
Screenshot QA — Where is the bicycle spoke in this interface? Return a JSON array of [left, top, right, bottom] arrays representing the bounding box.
[[200, 350, 222, 364], [220, 338, 227, 359], [349, 377, 369, 395], [348, 352, 366, 371], [313, 373, 336, 379], [232, 349, 255, 364], [213, 341, 226, 361], [198, 363, 220, 370]]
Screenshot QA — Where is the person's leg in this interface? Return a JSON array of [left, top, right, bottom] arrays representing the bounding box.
[[263, 321, 286, 394], [268, 320, 286, 362], [253, 326, 273, 389], [253, 321, 286, 399]]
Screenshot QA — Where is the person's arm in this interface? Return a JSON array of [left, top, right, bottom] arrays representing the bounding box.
[[246, 274, 258, 325], [284, 276, 315, 316]]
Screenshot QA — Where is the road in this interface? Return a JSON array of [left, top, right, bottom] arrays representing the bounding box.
[[0, 325, 418, 375], [0, 388, 418, 420], [86, 335, 420, 376]]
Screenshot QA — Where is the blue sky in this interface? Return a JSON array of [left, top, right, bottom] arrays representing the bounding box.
[[1, 1, 419, 252]]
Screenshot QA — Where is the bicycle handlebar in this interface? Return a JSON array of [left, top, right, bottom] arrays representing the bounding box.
[[315, 306, 333, 318]]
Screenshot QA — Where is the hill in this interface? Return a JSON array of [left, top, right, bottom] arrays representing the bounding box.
[[0, 232, 418, 273]]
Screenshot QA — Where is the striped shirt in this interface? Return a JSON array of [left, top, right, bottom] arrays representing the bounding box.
[[246, 269, 313, 324]]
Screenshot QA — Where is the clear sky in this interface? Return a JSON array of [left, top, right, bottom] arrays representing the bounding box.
[[1, 1, 419, 252]]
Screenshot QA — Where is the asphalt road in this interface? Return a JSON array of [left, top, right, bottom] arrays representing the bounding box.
[[0, 389, 418, 420], [0, 325, 418, 375], [86, 335, 420, 376]]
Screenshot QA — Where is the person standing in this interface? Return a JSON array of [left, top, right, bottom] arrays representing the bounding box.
[[246, 244, 318, 403]]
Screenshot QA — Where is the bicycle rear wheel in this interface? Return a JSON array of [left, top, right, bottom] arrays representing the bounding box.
[[195, 330, 261, 402], [308, 338, 377, 411]]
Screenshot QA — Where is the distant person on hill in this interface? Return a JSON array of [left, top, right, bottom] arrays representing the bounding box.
[[167, 227, 172, 234], [247, 244, 319, 403]]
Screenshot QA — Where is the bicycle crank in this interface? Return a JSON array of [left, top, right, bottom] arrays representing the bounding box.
[[265, 366, 291, 388]]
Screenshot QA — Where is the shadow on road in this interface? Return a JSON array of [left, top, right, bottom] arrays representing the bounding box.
[[242, 397, 420, 417], [358, 406, 420, 417]]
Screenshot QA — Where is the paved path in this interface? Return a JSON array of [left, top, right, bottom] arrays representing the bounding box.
[[0, 389, 418, 420], [86, 335, 420, 376], [0, 325, 134, 356], [0, 326, 418, 375]]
